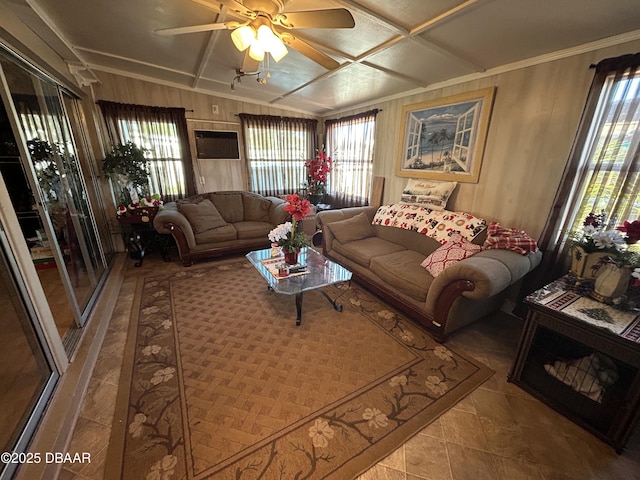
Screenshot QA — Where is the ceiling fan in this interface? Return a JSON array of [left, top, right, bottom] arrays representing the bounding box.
[[155, 0, 355, 73]]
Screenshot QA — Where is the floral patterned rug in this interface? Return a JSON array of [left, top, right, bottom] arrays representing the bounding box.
[[106, 259, 493, 480]]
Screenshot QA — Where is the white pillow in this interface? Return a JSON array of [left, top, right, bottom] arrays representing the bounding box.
[[400, 179, 457, 211]]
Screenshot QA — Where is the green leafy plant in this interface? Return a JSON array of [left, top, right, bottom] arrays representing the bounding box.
[[102, 141, 150, 191], [102, 142, 150, 205]]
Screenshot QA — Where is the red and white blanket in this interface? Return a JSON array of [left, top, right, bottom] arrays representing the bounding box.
[[372, 204, 487, 244]]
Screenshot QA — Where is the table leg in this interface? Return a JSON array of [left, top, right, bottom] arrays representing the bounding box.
[[319, 280, 351, 312], [295, 292, 303, 326]]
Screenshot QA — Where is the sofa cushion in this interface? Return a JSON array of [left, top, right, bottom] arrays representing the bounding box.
[[211, 193, 244, 223], [234, 221, 274, 240], [333, 237, 406, 268], [421, 233, 482, 277], [194, 223, 237, 244], [370, 250, 433, 302], [326, 212, 376, 244], [243, 195, 272, 222], [177, 198, 227, 234]]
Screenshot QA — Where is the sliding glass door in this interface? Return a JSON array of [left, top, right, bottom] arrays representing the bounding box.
[[0, 225, 58, 480], [0, 50, 108, 347]]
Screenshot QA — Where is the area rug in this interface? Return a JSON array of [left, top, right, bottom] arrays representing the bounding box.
[[106, 258, 493, 480]]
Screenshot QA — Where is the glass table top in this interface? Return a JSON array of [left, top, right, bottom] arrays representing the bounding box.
[[246, 247, 352, 295]]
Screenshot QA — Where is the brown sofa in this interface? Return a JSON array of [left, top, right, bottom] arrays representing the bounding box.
[[317, 206, 542, 341], [153, 191, 289, 266]]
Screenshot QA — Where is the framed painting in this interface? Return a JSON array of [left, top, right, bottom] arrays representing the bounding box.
[[396, 87, 496, 183]]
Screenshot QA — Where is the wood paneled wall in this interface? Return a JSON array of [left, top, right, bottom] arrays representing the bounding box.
[[326, 39, 640, 240], [86, 38, 640, 241], [86, 72, 319, 197]]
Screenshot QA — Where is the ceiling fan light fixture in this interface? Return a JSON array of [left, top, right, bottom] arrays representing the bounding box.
[[255, 24, 287, 62], [248, 42, 265, 62], [231, 25, 255, 52], [269, 38, 288, 62]]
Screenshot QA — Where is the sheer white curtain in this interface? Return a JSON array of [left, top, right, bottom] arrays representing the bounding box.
[[537, 53, 640, 283], [239, 114, 317, 196], [98, 101, 196, 202], [325, 109, 379, 208]]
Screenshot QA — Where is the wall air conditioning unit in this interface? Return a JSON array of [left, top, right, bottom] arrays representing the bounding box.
[[194, 130, 240, 160]]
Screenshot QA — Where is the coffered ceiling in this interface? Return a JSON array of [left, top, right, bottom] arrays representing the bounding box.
[[3, 0, 640, 115]]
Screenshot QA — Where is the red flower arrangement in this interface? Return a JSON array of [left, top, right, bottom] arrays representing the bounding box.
[[268, 194, 311, 254], [616, 219, 640, 244], [284, 193, 311, 220], [305, 150, 332, 195]]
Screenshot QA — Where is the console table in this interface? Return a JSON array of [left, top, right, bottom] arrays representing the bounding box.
[[508, 275, 640, 453]]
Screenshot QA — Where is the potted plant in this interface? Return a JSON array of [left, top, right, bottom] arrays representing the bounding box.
[[304, 149, 332, 205], [592, 250, 640, 303], [268, 194, 311, 264], [567, 212, 626, 280], [102, 141, 150, 206]]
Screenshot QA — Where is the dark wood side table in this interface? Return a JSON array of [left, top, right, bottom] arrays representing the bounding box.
[[508, 275, 640, 453], [117, 206, 171, 267]]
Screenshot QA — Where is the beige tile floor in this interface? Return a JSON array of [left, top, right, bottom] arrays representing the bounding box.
[[57, 254, 640, 480]]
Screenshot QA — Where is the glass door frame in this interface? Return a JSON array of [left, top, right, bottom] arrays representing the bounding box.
[[0, 224, 60, 480], [0, 65, 84, 329], [0, 46, 110, 331]]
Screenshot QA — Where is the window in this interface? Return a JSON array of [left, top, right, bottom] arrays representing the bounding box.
[[239, 114, 317, 196], [568, 72, 640, 231], [538, 53, 640, 282], [98, 101, 195, 202], [325, 109, 379, 208]]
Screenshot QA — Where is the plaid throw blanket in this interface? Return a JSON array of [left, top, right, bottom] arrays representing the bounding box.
[[483, 221, 539, 255]]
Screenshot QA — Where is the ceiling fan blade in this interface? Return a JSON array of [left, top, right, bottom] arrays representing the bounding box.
[[276, 9, 355, 29], [155, 22, 238, 35], [218, 0, 255, 17], [284, 36, 340, 70], [241, 52, 260, 74]]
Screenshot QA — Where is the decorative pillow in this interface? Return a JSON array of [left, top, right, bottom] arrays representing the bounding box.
[[243, 194, 271, 222], [326, 212, 376, 244], [421, 233, 482, 277], [400, 178, 457, 211], [483, 221, 539, 255], [178, 198, 227, 234], [211, 193, 243, 223]]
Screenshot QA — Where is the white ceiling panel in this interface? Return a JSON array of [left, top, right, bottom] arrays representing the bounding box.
[[3, 0, 639, 115], [424, 0, 640, 70]]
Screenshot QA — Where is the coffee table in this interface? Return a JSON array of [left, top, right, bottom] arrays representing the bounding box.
[[246, 247, 352, 325]]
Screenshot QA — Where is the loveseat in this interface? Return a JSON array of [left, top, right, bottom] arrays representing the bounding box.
[[153, 191, 289, 266], [316, 205, 542, 341]]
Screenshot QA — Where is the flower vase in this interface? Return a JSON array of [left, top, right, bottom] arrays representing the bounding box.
[[308, 193, 324, 206], [570, 246, 609, 280], [284, 249, 300, 265], [591, 263, 631, 302]]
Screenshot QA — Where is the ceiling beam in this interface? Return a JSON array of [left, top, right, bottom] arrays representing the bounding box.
[[192, 5, 229, 88], [23, 0, 100, 87], [336, 0, 483, 73], [270, 0, 482, 107]]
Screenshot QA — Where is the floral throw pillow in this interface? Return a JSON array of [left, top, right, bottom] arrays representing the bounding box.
[[421, 233, 482, 277]]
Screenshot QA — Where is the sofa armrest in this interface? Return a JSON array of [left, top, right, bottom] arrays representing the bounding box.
[[269, 201, 290, 225], [426, 249, 543, 311], [153, 202, 196, 248]]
